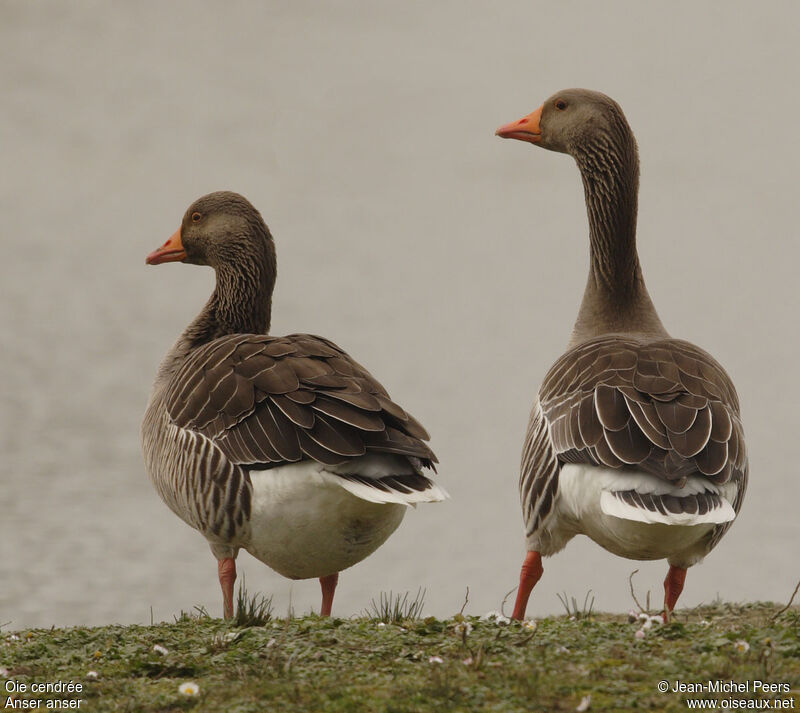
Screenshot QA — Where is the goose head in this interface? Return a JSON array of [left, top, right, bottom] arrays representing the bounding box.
[[146, 191, 275, 271], [495, 88, 631, 156]]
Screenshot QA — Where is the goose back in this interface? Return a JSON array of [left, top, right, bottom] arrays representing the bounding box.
[[520, 334, 747, 549], [162, 332, 435, 467]]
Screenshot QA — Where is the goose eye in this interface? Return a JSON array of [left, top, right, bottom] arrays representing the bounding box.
[[555, 99, 567, 111], [191, 212, 202, 222]]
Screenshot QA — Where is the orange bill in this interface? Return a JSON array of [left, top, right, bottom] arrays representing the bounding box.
[[495, 105, 543, 143], [146, 228, 186, 265]]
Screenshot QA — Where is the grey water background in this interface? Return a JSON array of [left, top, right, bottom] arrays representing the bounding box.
[[2, 1, 798, 629]]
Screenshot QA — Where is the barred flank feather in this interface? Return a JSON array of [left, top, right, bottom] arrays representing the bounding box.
[[519, 402, 560, 539]]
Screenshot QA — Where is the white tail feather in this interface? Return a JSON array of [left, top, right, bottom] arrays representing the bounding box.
[[322, 453, 448, 506], [320, 471, 448, 506], [599, 491, 735, 525]]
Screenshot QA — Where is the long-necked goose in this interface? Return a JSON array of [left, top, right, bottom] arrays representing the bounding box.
[[495, 90, 747, 620], [141, 191, 447, 618]]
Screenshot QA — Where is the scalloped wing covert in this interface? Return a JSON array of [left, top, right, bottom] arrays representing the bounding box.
[[163, 333, 437, 468], [540, 336, 746, 483]]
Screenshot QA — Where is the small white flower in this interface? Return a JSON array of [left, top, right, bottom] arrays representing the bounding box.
[[462, 656, 473, 666], [481, 611, 510, 626], [178, 681, 200, 697], [576, 694, 592, 712], [649, 614, 664, 626], [152, 644, 168, 656], [8, 635, 20, 642], [85, 671, 98, 680], [428, 655, 443, 664], [634, 628, 646, 640], [377, 622, 386, 628], [700, 619, 711, 627], [627, 610, 639, 622], [641, 618, 653, 631], [638, 613, 650, 621], [522, 619, 537, 632], [211, 632, 236, 646], [555, 645, 570, 654], [454, 621, 472, 636], [0, 667, 9, 678], [733, 640, 750, 654]]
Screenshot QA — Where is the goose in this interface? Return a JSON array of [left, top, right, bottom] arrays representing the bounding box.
[[141, 191, 447, 618], [495, 90, 747, 620]]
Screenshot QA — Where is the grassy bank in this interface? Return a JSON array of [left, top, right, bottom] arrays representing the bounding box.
[[1, 600, 798, 712]]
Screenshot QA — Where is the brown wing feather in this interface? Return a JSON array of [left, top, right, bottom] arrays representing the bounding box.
[[296, 430, 349, 466], [311, 394, 386, 432], [363, 426, 437, 461], [164, 333, 437, 468], [270, 394, 315, 428], [305, 412, 366, 457]]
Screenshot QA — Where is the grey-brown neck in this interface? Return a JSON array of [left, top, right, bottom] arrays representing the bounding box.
[[569, 115, 667, 346], [156, 244, 276, 384], [187, 258, 274, 346]]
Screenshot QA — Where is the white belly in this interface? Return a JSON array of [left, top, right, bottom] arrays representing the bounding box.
[[579, 511, 715, 562], [244, 462, 406, 579], [556, 465, 737, 565]]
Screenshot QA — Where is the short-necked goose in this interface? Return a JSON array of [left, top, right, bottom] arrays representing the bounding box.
[[495, 90, 747, 620], [141, 191, 447, 618]]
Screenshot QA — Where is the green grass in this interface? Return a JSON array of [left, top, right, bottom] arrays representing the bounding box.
[[230, 580, 274, 629], [1, 601, 798, 712], [363, 588, 427, 624]]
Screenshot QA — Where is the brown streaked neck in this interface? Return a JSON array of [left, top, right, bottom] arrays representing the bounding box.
[[568, 131, 668, 347], [187, 260, 274, 346], [158, 256, 275, 382]]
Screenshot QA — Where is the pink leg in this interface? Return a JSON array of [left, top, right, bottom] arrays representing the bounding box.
[[663, 565, 687, 621], [319, 573, 339, 617], [512, 551, 543, 621], [218, 557, 236, 619]]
